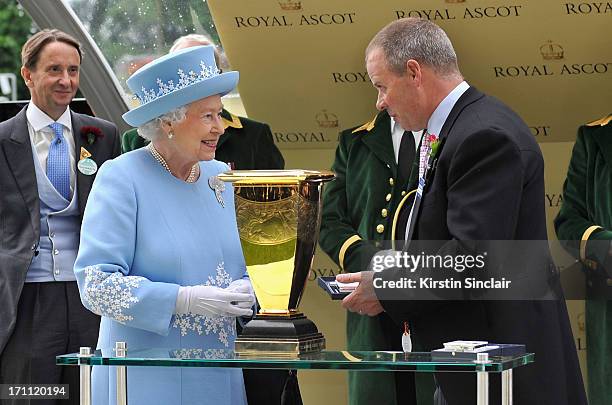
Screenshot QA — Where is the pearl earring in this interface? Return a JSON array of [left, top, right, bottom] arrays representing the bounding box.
[[168, 130, 174, 140]]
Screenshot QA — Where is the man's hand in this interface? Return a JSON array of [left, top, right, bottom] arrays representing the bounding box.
[[336, 271, 384, 316]]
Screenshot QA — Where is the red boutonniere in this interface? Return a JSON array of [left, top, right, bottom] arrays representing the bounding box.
[[80, 126, 104, 145], [428, 133, 440, 158]]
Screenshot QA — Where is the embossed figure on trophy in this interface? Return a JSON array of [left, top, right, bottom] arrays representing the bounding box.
[[235, 193, 298, 245], [251, 215, 295, 241]]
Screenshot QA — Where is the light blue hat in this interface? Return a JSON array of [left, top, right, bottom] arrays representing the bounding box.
[[122, 45, 239, 127]]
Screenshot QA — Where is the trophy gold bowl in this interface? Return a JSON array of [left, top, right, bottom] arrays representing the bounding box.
[[217, 170, 334, 357]]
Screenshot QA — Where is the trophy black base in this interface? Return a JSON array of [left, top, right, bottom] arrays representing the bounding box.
[[235, 312, 325, 357]]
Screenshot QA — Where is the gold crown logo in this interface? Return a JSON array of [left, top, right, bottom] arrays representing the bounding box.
[[316, 110, 339, 128], [445, 0, 466, 3], [540, 40, 564, 60], [279, 0, 302, 10]]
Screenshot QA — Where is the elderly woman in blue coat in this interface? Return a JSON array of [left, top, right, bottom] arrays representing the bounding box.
[[73, 46, 254, 405]]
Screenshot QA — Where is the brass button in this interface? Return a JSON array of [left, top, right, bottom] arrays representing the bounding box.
[[401, 191, 406, 196], [385, 193, 392, 202], [376, 224, 384, 234], [381, 208, 388, 218], [389, 178, 394, 186]]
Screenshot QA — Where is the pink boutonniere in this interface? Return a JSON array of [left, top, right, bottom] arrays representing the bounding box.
[[80, 126, 104, 145], [428, 133, 440, 158]]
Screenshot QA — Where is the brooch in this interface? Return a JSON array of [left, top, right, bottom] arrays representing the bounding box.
[[208, 176, 226, 208], [77, 147, 97, 175]]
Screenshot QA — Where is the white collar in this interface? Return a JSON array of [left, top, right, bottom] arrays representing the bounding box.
[[26, 102, 72, 132], [426, 81, 470, 136], [390, 117, 400, 133]]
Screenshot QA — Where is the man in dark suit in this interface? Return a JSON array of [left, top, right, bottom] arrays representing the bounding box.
[[337, 18, 586, 405], [0, 29, 120, 404]]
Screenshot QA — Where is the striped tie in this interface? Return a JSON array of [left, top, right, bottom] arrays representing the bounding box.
[[405, 130, 431, 244], [47, 122, 71, 200], [418, 130, 432, 180]]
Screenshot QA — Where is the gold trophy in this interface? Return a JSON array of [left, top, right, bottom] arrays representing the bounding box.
[[217, 170, 334, 357]]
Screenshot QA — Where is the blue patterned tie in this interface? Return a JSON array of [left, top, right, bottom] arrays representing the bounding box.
[[47, 122, 71, 200]]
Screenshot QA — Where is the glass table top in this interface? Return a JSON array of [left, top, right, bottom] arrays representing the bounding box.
[[57, 349, 534, 373]]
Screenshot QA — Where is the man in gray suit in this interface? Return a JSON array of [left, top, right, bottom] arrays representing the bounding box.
[[0, 29, 120, 404]]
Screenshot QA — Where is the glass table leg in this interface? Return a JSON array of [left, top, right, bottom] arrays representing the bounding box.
[[476, 353, 489, 405], [79, 347, 92, 405], [502, 369, 513, 405], [116, 342, 128, 405]]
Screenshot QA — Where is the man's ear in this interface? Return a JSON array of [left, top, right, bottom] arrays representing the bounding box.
[[21, 66, 33, 89], [405, 60, 422, 85]]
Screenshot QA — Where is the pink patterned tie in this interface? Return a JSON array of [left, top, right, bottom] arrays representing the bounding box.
[[418, 130, 431, 179]]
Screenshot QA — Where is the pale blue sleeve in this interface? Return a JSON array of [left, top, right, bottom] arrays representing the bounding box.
[[74, 159, 179, 336]]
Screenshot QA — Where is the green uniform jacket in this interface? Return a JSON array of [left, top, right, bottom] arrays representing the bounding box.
[[121, 109, 285, 170], [555, 114, 612, 405], [319, 111, 426, 405]]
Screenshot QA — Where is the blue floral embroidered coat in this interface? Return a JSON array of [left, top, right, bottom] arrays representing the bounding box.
[[74, 148, 248, 405]]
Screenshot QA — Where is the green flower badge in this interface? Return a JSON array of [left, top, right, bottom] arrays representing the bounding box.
[[80, 126, 104, 145]]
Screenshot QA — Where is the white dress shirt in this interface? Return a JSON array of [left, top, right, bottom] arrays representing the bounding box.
[[26, 102, 76, 195]]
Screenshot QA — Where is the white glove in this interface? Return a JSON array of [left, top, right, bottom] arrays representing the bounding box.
[[227, 279, 256, 311], [175, 285, 255, 317], [227, 278, 254, 295]]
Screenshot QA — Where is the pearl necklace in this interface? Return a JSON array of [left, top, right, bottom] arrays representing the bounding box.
[[147, 144, 199, 183]]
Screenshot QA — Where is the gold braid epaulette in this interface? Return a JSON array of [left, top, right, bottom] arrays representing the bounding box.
[[351, 114, 378, 134], [586, 114, 612, 127], [222, 112, 243, 129]]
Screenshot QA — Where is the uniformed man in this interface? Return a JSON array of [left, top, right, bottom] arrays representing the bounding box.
[[319, 110, 432, 405], [555, 113, 612, 405]]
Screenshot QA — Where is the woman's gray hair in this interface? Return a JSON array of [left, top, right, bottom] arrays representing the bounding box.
[[366, 18, 461, 78], [137, 105, 187, 141]]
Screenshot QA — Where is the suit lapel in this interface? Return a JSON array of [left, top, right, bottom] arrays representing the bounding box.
[[3, 107, 40, 234], [407, 86, 485, 243], [71, 112, 92, 217], [360, 111, 396, 177], [591, 124, 612, 170], [438, 87, 485, 142]]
